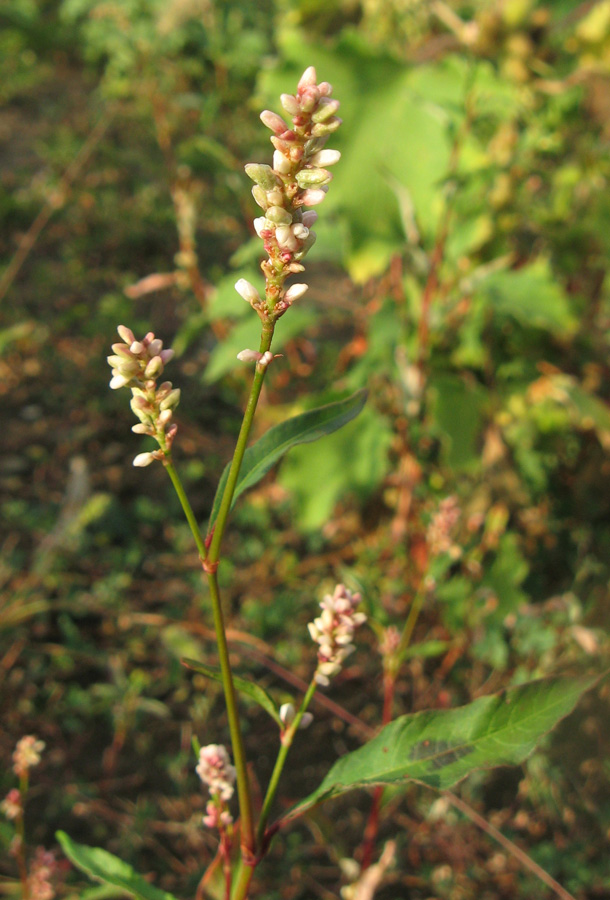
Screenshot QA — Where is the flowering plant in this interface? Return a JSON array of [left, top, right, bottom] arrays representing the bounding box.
[[52, 66, 596, 900]]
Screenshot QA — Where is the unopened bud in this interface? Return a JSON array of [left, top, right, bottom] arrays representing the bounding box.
[[312, 117, 342, 137], [236, 349, 262, 362], [245, 163, 279, 190], [298, 66, 317, 91], [252, 185, 268, 209], [266, 205, 292, 225], [312, 98, 340, 123], [117, 325, 135, 344], [309, 149, 341, 167], [279, 703, 295, 726], [284, 283, 308, 304], [280, 93, 300, 115], [159, 388, 181, 410], [260, 109, 289, 134], [273, 150, 292, 174], [235, 278, 261, 305], [275, 225, 299, 251], [301, 210, 318, 227], [133, 452, 156, 467], [300, 187, 327, 206], [109, 374, 130, 390], [144, 355, 163, 378], [296, 168, 332, 189]]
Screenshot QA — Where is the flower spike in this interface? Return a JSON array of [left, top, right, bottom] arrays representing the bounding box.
[[243, 67, 342, 322]]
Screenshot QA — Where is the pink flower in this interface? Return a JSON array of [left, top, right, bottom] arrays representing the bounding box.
[[308, 585, 366, 686]]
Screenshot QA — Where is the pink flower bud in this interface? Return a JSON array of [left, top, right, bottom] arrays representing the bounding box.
[[260, 109, 289, 134], [300, 188, 327, 206], [298, 66, 317, 91]]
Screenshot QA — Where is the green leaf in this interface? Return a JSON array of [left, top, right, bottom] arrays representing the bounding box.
[[182, 658, 282, 726], [208, 389, 367, 531], [283, 675, 597, 821], [56, 832, 181, 900]]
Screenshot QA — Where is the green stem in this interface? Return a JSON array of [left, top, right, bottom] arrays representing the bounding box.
[[256, 677, 318, 845], [165, 462, 207, 558], [167, 460, 255, 844], [206, 322, 275, 566], [397, 588, 426, 662], [165, 321, 276, 880]]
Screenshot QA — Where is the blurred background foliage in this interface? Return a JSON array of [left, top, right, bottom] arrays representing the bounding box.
[[1, 1, 609, 898]]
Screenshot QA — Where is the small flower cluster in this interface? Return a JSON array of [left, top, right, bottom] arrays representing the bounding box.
[[27, 848, 57, 900], [427, 496, 461, 558], [235, 66, 341, 328], [108, 326, 180, 467], [12, 735, 45, 778], [308, 584, 366, 686], [1, 788, 21, 820], [196, 744, 236, 830]]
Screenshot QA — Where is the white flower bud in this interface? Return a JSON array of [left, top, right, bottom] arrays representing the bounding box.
[[236, 349, 262, 362], [235, 278, 261, 305], [309, 149, 341, 167], [117, 325, 135, 344], [133, 452, 156, 467], [109, 374, 130, 390], [284, 283, 308, 304], [253, 216, 267, 237], [280, 93, 300, 115], [273, 150, 292, 174], [279, 703, 295, 726], [275, 225, 299, 251]]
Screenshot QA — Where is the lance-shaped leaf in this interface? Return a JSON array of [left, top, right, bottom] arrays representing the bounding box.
[[208, 389, 367, 532], [282, 675, 597, 822], [56, 832, 181, 900], [182, 658, 282, 726]]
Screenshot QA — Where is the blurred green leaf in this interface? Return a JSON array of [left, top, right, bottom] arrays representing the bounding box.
[[279, 404, 392, 530], [479, 259, 577, 335], [182, 658, 282, 726], [56, 832, 180, 900]]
